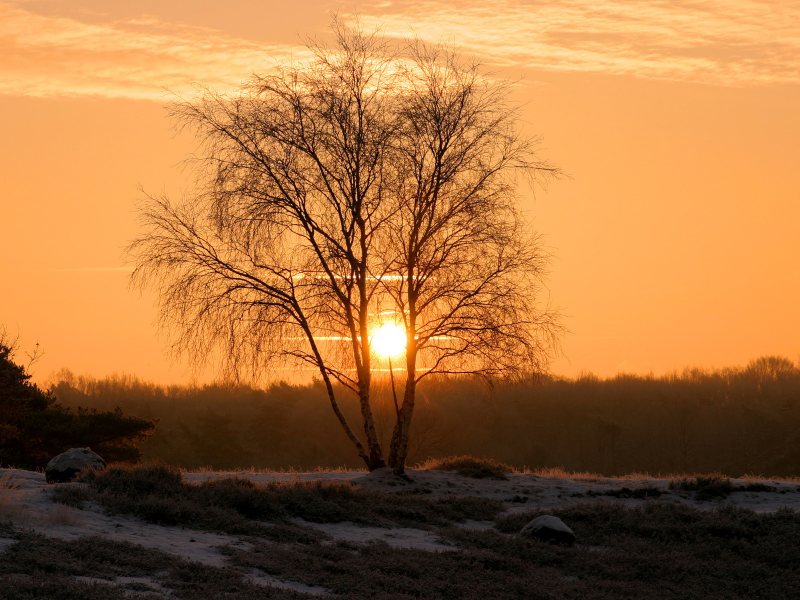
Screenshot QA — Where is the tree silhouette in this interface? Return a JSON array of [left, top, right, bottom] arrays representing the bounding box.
[[0, 330, 156, 469], [128, 18, 561, 473]]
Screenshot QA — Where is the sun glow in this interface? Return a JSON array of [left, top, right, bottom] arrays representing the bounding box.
[[371, 323, 407, 358]]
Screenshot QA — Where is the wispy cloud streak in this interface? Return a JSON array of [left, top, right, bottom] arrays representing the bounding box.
[[0, 3, 303, 99], [358, 0, 800, 86], [46, 267, 134, 273]]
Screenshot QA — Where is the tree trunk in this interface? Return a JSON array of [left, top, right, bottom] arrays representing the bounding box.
[[320, 367, 373, 469], [388, 376, 417, 474], [354, 303, 386, 469], [388, 326, 417, 474], [358, 380, 387, 470]]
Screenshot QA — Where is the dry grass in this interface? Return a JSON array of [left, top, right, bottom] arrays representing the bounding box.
[[0, 471, 21, 517], [187, 464, 367, 475], [185, 462, 800, 483], [417, 458, 655, 481], [46, 503, 82, 527], [737, 473, 800, 483], [524, 466, 606, 480], [520, 466, 800, 483]]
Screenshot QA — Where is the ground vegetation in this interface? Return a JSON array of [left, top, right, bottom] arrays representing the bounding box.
[[4, 466, 799, 599]]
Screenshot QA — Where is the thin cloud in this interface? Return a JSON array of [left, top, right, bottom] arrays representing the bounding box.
[[1, 1, 796, 100], [47, 267, 134, 273], [356, 0, 800, 86], [0, 3, 305, 99]]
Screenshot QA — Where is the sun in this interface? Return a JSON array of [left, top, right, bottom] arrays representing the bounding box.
[[371, 323, 407, 358]]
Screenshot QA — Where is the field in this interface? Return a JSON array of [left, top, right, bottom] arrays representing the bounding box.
[[2, 460, 800, 599]]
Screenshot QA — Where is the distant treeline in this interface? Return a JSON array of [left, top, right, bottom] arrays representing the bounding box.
[[47, 355, 800, 477]]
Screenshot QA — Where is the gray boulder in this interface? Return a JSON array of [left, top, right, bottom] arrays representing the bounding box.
[[520, 515, 576, 545], [45, 448, 106, 483]]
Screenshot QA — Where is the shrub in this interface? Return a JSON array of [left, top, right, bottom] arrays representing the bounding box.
[[420, 455, 513, 480], [669, 476, 777, 501], [579, 486, 664, 499], [49, 484, 91, 510]]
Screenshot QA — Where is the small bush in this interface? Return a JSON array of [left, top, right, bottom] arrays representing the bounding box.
[[582, 486, 664, 499], [49, 484, 91, 510], [421, 455, 513, 480], [79, 461, 183, 495], [669, 476, 778, 501], [740, 482, 777, 493], [670, 476, 734, 500]]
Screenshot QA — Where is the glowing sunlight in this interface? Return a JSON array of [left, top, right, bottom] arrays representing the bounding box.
[[371, 323, 407, 358]]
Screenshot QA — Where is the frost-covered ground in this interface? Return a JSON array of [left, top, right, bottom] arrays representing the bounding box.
[[3, 467, 799, 563], [1, 467, 799, 598], [186, 467, 800, 513]]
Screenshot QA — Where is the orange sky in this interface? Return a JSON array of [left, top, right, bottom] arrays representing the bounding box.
[[1, 0, 798, 384]]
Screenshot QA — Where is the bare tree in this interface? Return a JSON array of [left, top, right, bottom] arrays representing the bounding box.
[[128, 20, 397, 470], [381, 42, 563, 473], [128, 19, 562, 473]]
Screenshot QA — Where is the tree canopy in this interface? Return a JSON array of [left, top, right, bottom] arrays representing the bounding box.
[[129, 19, 562, 473]]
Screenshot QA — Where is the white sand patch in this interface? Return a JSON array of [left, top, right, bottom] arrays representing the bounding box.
[[247, 568, 331, 596], [293, 518, 455, 551]]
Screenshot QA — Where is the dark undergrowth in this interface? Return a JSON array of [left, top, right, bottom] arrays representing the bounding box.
[[223, 501, 800, 600], [74, 462, 502, 536], [572, 486, 664, 499], [49, 483, 92, 510], [0, 531, 298, 599], [420, 456, 512, 480], [669, 476, 777, 501]]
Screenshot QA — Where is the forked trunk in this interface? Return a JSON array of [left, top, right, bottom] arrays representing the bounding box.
[[308, 321, 384, 471]]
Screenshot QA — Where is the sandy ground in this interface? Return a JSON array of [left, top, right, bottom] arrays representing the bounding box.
[[1, 466, 799, 593]]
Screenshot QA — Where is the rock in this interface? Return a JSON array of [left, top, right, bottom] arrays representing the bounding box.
[[45, 448, 106, 483], [519, 515, 576, 545]]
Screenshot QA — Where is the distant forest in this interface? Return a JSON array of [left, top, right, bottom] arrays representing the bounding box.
[[47, 356, 800, 477]]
